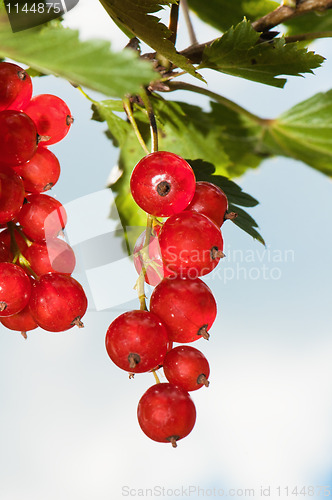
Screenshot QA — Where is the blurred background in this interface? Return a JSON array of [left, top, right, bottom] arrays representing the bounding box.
[[1, 1, 332, 498]]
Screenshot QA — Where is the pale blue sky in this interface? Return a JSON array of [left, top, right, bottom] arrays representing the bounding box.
[[1, 2, 332, 499]]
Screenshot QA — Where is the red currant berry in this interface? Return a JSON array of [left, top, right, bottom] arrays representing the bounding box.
[[13, 147, 60, 193], [29, 273, 87, 332], [159, 211, 224, 277], [0, 262, 31, 317], [105, 310, 169, 373], [0, 170, 25, 224], [24, 239, 76, 276], [185, 181, 228, 226], [0, 110, 38, 165], [163, 346, 210, 391], [130, 152, 196, 217], [133, 225, 172, 286], [17, 194, 67, 242], [24, 94, 73, 145], [1, 304, 38, 339], [0, 62, 32, 112], [137, 383, 196, 447], [150, 276, 217, 342]]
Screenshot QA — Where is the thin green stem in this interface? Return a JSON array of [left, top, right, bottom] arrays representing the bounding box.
[[134, 215, 154, 311], [76, 86, 96, 103], [167, 81, 266, 125], [285, 31, 332, 43], [140, 90, 158, 153], [123, 97, 149, 155], [7, 222, 38, 279], [152, 369, 161, 384]]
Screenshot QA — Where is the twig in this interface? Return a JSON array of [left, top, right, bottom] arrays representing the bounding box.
[[168, 2, 180, 45], [285, 30, 332, 42], [252, 0, 332, 32], [181, 0, 198, 45]]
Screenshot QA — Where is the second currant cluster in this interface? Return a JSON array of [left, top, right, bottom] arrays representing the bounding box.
[[105, 151, 230, 447]]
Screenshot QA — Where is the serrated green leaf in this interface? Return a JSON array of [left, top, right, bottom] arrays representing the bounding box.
[[187, 0, 279, 33], [187, 159, 264, 244], [0, 17, 157, 98], [262, 89, 332, 176], [99, 0, 202, 80], [200, 20, 324, 88]]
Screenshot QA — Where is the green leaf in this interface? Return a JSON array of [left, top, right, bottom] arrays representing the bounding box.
[[188, 159, 265, 245], [187, 0, 279, 33], [262, 89, 332, 176], [91, 100, 131, 147], [201, 20, 324, 88], [0, 17, 157, 98], [99, 0, 202, 80]]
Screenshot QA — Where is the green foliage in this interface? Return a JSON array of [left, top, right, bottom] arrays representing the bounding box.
[[187, 0, 279, 33], [188, 160, 265, 244], [99, 0, 202, 80], [92, 100, 131, 147], [201, 20, 324, 88], [262, 90, 332, 176], [0, 17, 157, 98], [285, 10, 332, 37]]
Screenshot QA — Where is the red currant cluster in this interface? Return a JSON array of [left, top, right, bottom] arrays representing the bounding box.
[[106, 151, 232, 447], [0, 62, 87, 337]]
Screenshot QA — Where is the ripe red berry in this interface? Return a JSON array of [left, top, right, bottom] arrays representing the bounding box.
[[17, 194, 67, 242], [137, 383, 196, 447], [130, 152, 196, 217], [0, 170, 25, 224], [0, 62, 32, 112], [133, 226, 172, 286], [0, 262, 31, 317], [0, 110, 38, 165], [159, 211, 224, 277], [29, 273, 87, 332], [0, 304, 38, 338], [150, 276, 217, 342], [24, 94, 73, 145], [105, 310, 169, 373], [163, 346, 210, 391], [24, 239, 76, 276], [13, 147, 60, 193], [185, 181, 228, 227]]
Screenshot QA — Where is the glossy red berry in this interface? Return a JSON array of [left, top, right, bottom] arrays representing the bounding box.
[[29, 273, 87, 332], [24, 94, 73, 145], [0, 62, 32, 111], [0, 262, 31, 317], [163, 346, 210, 391], [0, 304, 38, 338], [159, 211, 224, 277], [133, 226, 172, 286], [105, 310, 169, 373], [0, 110, 38, 165], [24, 239, 76, 276], [137, 383, 196, 447], [17, 194, 67, 242], [0, 170, 25, 224], [185, 181, 228, 227], [13, 146, 60, 193], [130, 152, 196, 217], [150, 276, 217, 342]]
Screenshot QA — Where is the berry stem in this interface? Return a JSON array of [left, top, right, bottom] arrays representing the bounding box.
[[7, 222, 38, 279], [151, 368, 161, 384], [140, 89, 158, 153], [134, 214, 155, 310], [123, 97, 149, 154]]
